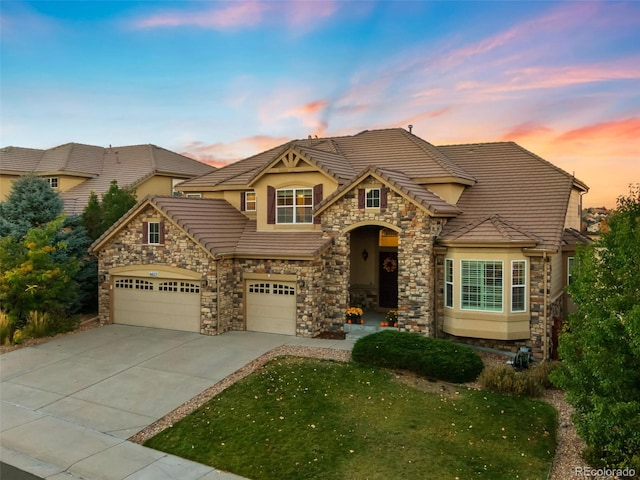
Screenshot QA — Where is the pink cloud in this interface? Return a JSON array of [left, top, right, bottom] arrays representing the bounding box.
[[132, 1, 268, 29], [554, 117, 640, 150], [130, 0, 339, 31], [182, 135, 290, 165], [501, 122, 554, 141]]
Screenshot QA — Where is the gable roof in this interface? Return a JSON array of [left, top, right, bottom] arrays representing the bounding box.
[[315, 165, 460, 217], [0, 143, 216, 214], [438, 214, 541, 246], [178, 128, 477, 192], [91, 196, 330, 260], [437, 142, 588, 252]]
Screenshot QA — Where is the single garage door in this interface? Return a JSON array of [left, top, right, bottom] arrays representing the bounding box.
[[113, 277, 201, 332], [246, 281, 296, 335]]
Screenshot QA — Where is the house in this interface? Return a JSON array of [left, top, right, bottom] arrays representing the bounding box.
[[90, 128, 589, 359], [0, 142, 216, 214]]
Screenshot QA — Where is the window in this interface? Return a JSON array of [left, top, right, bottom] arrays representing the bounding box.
[[46, 177, 59, 188], [511, 260, 526, 312], [461, 260, 503, 312], [148, 222, 160, 244], [186, 193, 202, 198], [365, 188, 380, 208], [276, 188, 312, 224], [172, 179, 183, 196], [244, 191, 256, 211], [567, 257, 574, 285], [445, 258, 454, 308]]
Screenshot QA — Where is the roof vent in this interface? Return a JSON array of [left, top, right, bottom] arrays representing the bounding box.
[[408, 124, 413, 134]]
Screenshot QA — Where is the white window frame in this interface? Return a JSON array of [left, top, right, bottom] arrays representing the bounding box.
[[511, 260, 527, 313], [46, 177, 59, 188], [567, 257, 574, 285], [444, 258, 454, 309], [460, 260, 503, 312], [365, 188, 380, 208], [276, 187, 313, 224], [186, 193, 202, 198], [148, 222, 160, 245], [172, 179, 183, 196], [245, 191, 256, 211]]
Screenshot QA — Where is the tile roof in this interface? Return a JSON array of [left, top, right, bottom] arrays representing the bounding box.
[[1, 142, 216, 214], [234, 221, 332, 259], [439, 214, 541, 245], [91, 196, 331, 259], [316, 165, 460, 217], [178, 128, 477, 191], [561, 228, 593, 249], [437, 142, 585, 251]]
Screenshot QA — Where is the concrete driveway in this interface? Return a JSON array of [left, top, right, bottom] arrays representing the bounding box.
[[0, 324, 353, 479]]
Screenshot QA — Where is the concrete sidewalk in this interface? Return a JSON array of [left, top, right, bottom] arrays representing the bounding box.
[[0, 325, 354, 479]]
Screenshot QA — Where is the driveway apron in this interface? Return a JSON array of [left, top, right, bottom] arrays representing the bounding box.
[[0, 324, 353, 479]]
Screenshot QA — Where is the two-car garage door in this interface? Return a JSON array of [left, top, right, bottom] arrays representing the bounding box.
[[113, 277, 201, 332], [246, 281, 296, 335]]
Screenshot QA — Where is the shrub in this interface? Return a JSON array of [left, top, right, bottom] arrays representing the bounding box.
[[0, 310, 12, 345], [478, 363, 560, 397], [352, 330, 484, 383]]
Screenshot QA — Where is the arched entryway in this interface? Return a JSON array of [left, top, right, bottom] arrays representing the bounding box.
[[347, 224, 399, 312]]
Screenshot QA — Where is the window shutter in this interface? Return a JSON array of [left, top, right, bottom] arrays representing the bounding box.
[[380, 186, 388, 211], [159, 221, 165, 244], [142, 222, 148, 243], [240, 192, 246, 211], [267, 186, 276, 224], [313, 184, 323, 224], [358, 189, 365, 209]]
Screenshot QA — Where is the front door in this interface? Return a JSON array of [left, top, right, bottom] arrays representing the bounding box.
[[379, 252, 398, 308]]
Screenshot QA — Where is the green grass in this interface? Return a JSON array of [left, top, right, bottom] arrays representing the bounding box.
[[144, 357, 557, 480]]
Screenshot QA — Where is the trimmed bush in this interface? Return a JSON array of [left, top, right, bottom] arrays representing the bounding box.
[[352, 330, 484, 383], [478, 362, 560, 397]]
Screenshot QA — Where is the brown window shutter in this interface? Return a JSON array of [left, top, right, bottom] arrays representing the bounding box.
[[380, 186, 388, 211], [313, 184, 323, 224], [267, 186, 275, 224], [159, 221, 165, 244], [142, 222, 148, 243], [240, 192, 246, 211], [358, 189, 365, 209]]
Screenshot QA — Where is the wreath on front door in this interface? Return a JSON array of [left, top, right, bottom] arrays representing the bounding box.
[[382, 256, 397, 273]]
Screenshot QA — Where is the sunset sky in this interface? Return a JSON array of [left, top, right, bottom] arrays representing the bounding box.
[[1, 1, 638, 208]]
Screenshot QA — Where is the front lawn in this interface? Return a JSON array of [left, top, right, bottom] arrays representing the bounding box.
[[144, 357, 557, 480]]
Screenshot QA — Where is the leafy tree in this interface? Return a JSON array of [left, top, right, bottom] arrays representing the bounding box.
[[0, 175, 63, 239], [83, 191, 103, 241], [82, 181, 136, 240], [100, 180, 137, 233], [552, 185, 640, 469], [0, 215, 81, 325]]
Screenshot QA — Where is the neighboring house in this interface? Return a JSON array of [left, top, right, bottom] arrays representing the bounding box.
[[91, 128, 590, 359], [0, 142, 216, 214]]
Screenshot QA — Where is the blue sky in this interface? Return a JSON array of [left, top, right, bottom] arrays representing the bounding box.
[[1, 1, 639, 208]]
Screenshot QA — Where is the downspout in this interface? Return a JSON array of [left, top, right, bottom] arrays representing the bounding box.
[[216, 257, 221, 335], [543, 252, 549, 361]]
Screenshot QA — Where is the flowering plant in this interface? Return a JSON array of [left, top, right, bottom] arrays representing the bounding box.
[[385, 310, 398, 323], [345, 307, 363, 323]]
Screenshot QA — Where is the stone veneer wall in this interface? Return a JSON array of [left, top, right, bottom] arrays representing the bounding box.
[[321, 184, 441, 334], [95, 206, 218, 333], [227, 258, 326, 337], [434, 253, 561, 360]]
